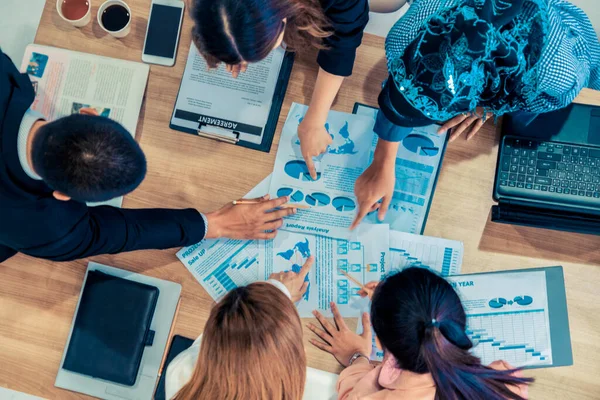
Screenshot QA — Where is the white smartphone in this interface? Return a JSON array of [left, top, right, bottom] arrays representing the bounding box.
[[142, 0, 185, 66]]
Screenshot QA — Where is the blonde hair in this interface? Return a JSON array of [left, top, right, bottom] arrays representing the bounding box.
[[174, 282, 306, 400]]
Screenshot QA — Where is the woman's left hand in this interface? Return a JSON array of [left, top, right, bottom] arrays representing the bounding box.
[[438, 107, 493, 142], [308, 302, 372, 367]]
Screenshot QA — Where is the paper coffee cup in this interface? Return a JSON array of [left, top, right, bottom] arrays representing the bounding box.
[[97, 0, 132, 38], [56, 0, 92, 28]]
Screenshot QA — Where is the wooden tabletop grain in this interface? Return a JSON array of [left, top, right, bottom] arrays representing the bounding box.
[[0, 1, 599, 399]]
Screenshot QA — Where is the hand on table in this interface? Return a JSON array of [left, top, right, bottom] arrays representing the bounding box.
[[358, 281, 380, 299], [351, 161, 396, 230], [308, 303, 372, 367], [205, 195, 295, 240], [298, 117, 333, 180], [439, 107, 493, 142], [269, 256, 314, 302]]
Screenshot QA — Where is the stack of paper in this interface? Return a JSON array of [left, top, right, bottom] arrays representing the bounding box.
[[177, 103, 462, 319]]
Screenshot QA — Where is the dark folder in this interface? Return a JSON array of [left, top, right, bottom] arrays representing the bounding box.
[[63, 270, 159, 386]]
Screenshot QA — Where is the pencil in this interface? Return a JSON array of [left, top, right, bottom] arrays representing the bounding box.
[[232, 199, 311, 209], [338, 269, 366, 290]]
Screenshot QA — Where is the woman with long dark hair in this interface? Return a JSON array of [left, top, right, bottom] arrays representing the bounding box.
[[190, 0, 376, 179], [309, 267, 533, 399]]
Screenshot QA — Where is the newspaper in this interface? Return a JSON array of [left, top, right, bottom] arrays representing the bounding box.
[[20, 44, 150, 207]]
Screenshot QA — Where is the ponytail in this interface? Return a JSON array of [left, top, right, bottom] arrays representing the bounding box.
[[421, 319, 533, 400]]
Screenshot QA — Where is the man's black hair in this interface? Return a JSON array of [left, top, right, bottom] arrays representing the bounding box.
[[31, 114, 147, 202]]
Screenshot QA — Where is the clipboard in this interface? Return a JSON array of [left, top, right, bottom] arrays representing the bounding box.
[[452, 266, 573, 369], [170, 51, 295, 153], [352, 102, 449, 234]]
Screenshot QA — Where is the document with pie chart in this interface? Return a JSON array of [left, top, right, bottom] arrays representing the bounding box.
[[355, 104, 448, 234], [447, 270, 554, 368], [269, 102, 377, 238]]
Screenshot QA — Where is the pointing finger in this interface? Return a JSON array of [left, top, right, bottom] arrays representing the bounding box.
[[298, 256, 314, 280], [360, 312, 372, 339], [304, 154, 318, 181], [378, 194, 392, 222], [350, 202, 371, 230]]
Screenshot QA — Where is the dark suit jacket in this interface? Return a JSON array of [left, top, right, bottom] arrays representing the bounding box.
[[0, 50, 206, 263]]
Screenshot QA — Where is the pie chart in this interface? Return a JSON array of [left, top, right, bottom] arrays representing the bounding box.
[[277, 188, 294, 197], [514, 295, 533, 306], [306, 192, 331, 207], [284, 160, 321, 181], [489, 298, 507, 309], [403, 134, 439, 156], [332, 197, 356, 212], [277, 187, 304, 202]]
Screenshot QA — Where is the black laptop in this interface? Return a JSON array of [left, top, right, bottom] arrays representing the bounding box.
[[492, 103, 600, 235]]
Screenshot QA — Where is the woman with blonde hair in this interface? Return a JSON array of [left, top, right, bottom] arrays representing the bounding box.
[[166, 258, 313, 400]]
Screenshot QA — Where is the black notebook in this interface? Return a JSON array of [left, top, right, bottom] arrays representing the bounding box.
[[63, 270, 159, 386]]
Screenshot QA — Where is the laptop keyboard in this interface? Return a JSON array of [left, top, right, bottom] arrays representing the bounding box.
[[498, 137, 600, 207]]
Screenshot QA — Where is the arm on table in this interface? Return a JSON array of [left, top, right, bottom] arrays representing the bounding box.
[[23, 206, 207, 262]]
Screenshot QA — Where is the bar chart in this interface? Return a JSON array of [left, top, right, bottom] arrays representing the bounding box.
[[467, 309, 552, 367]]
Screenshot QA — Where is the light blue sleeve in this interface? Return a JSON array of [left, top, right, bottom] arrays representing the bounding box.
[[373, 109, 413, 142]]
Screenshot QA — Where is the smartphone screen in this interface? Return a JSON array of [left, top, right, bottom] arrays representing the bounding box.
[[144, 4, 183, 58]]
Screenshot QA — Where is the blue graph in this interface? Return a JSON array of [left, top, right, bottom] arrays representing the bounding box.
[[284, 160, 321, 181], [403, 134, 439, 156], [203, 241, 257, 293], [305, 192, 331, 206], [466, 309, 549, 362], [390, 246, 456, 277], [489, 295, 534, 308], [332, 197, 356, 212], [396, 159, 434, 199]]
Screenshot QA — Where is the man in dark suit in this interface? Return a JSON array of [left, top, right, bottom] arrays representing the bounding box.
[[0, 49, 292, 263]]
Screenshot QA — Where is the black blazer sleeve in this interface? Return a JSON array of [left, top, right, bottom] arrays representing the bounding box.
[[22, 207, 207, 262], [318, 0, 370, 77]]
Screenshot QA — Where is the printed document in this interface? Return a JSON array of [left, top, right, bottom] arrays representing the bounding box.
[[359, 232, 463, 361], [20, 44, 149, 208], [448, 271, 553, 367], [269, 103, 377, 238], [176, 176, 271, 300], [170, 43, 286, 144], [258, 224, 389, 317], [355, 105, 447, 234]]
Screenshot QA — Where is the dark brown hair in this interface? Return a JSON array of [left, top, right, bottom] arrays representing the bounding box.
[[191, 0, 331, 67], [174, 282, 306, 399]]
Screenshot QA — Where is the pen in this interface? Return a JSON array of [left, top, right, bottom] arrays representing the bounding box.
[[232, 199, 311, 209]]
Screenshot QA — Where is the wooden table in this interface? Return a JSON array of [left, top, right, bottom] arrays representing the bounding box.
[[1, 1, 599, 398]]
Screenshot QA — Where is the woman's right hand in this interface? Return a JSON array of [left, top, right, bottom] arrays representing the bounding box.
[[358, 281, 380, 299], [298, 117, 333, 180], [225, 62, 248, 78], [269, 257, 314, 302]]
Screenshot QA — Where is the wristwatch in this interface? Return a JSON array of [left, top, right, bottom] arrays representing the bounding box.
[[347, 352, 370, 366]]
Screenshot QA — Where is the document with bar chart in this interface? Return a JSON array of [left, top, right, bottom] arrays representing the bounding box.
[[359, 232, 463, 361], [176, 176, 271, 300], [389, 231, 463, 276], [448, 270, 553, 367], [354, 104, 448, 234]]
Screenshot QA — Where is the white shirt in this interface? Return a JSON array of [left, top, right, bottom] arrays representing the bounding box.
[[164, 281, 339, 400], [17, 109, 44, 180]]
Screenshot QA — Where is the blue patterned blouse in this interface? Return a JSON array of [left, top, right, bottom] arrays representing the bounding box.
[[375, 0, 600, 142]]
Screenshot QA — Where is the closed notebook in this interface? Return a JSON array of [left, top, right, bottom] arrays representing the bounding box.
[[63, 270, 159, 386]]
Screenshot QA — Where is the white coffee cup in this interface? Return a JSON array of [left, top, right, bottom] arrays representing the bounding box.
[[97, 0, 132, 38], [56, 0, 92, 27]]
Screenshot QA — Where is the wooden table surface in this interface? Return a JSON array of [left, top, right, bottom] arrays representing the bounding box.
[[1, 0, 599, 399]]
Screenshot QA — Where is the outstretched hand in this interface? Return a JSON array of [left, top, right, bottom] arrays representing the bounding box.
[[439, 107, 493, 142], [308, 303, 372, 367], [351, 161, 395, 230], [298, 117, 332, 181], [205, 195, 295, 240], [269, 256, 314, 302]]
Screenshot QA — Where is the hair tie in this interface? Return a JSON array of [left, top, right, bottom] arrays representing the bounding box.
[[429, 318, 440, 328]]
